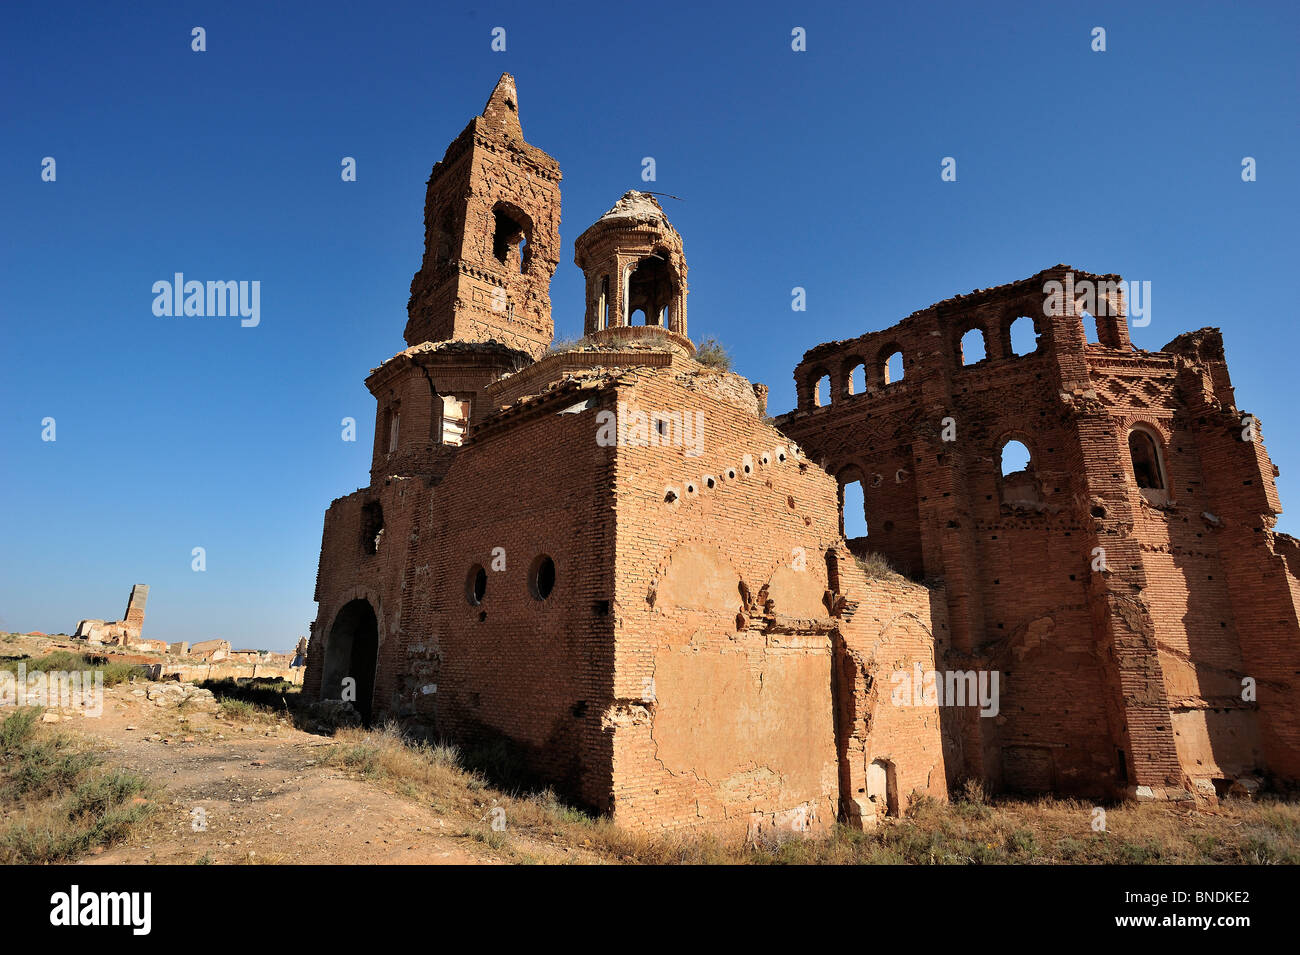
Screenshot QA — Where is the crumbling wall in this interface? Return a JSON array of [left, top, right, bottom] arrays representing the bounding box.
[[1162, 333, 1300, 785], [73, 583, 149, 646], [781, 266, 1300, 798], [149, 662, 305, 685], [831, 554, 950, 826], [403, 74, 562, 359], [304, 477, 423, 717], [607, 370, 847, 835], [781, 268, 1127, 796]]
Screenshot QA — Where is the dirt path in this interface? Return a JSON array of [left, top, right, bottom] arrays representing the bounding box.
[[63, 684, 508, 865]]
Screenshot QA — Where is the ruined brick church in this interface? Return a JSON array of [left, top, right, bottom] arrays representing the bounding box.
[[306, 74, 1300, 834]]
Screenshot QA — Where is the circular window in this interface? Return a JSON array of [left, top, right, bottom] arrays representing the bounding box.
[[529, 554, 556, 600], [465, 564, 487, 605]]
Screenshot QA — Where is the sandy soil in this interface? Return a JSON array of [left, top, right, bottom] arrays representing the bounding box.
[[45, 683, 502, 865]]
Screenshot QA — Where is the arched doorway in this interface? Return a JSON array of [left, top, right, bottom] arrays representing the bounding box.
[[867, 758, 899, 819], [321, 598, 379, 722]]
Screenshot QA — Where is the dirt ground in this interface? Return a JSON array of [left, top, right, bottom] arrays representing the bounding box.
[[54, 682, 505, 865], [2, 633, 598, 865]]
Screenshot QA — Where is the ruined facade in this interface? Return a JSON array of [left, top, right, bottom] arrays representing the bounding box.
[[74, 584, 149, 646], [306, 75, 1298, 834], [778, 268, 1300, 801]]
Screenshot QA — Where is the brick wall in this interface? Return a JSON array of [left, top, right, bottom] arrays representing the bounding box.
[[780, 267, 1300, 798], [607, 370, 847, 834]]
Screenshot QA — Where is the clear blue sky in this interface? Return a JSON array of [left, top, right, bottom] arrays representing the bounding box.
[[2, 0, 1295, 648]]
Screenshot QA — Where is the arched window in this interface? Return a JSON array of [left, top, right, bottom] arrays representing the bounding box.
[[998, 439, 1038, 505], [839, 470, 867, 539], [1082, 310, 1100, 344], [882, 348, 904, 385], [959, 327, 986, 365], [598, 275, 609, 329], [360, 500, 384, 556], [491, 204, 531, 272], [529, 554, 556, 600], [385, 404, 400, 453], [843, 359, 866, 396], [440, 394, 471, 446], [1129, 430, 1164, 489], [626, 254, 675, 326], [1129, 427, 1167, 503], [1008, 316, 1038, 356], [809, 368, 831, 407], [432, 207, 457, 265], [1000, 440, 1031, 476]]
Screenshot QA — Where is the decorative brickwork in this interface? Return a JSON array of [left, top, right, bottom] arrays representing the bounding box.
[[403, 74, 561, 360]]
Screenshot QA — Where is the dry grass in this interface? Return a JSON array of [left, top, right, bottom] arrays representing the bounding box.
[[855, 551, 901, 579], [322, 723, 1300, 864], [321, 724, 746, 863], [547, 336, 598, 354], [215, 698, 283, 724], [854, 792, 1300, 865], [0, 707, 156, 863]]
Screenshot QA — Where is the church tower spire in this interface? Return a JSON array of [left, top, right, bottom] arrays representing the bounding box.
[[404, 73, 562, 359]]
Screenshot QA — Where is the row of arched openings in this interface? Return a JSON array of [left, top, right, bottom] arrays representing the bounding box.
[[957, 316, 1040, 366], [810, 316, 1042, 408]]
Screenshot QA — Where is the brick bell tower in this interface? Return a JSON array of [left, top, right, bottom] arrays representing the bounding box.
[[404, 73, 562, 359], [364, 75, 563, 485]]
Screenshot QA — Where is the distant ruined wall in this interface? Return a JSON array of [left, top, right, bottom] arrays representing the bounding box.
[[74, 583, 149, 646]]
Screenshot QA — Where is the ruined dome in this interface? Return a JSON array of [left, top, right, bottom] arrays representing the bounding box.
[[594, 190, 672, 228]]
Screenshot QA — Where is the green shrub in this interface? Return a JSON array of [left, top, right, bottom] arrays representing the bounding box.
[[694, 337, 731, 371], [0, 707, 41, 754], [0, 709, 155, 864], [0, 651, 146, 687], [201, 676, 299, 712]]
